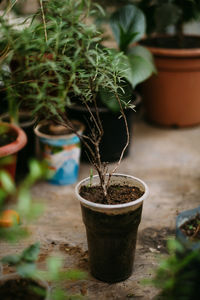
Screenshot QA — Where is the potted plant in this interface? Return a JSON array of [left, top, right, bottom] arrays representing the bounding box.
[[176, 206, 200, 251], [136, 0, 200, 127], [10, 0, 150, 282]]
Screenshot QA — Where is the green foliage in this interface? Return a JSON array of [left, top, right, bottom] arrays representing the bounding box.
[[0, 0, 129, 120], [137, 0, 200, 35], [108, 4, 156, 91], [0, 160, 49, 242], [149, 239, 200, 299], [1, 242, 40, 277]]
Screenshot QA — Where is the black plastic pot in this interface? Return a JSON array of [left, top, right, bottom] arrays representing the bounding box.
[[176, 206, 200, 251], [67, 94, 141, 162], [76, 174, 149, 283]]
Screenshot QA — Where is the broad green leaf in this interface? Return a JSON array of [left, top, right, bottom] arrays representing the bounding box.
[[0, 170, 15, 194], [22, 242, 40, 262], [120, 53, 155, 89], [17, 262, 36, 277], [128, 45, 157, 74], [110, 4, 146, 51]]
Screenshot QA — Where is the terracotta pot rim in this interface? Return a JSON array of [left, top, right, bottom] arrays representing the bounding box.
[[142, 35, 200, 58], [0, 122, 27, 158], [75, 173, 149, 213], [34, 120, 84, 140]]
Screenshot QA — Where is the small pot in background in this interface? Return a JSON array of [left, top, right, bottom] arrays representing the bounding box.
[[176, 206, 200, 251], [75, 174, 149, 283], [0, 112, 36, 180], [34, 120, 84, 185]]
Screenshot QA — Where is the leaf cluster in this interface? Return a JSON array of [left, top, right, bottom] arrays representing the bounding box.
[[0, 159, 49, 242], [108, 4, 156, 90], [137, 0, 200, 35], [149, 239, 200, 300], [0, 0, 128, 121]]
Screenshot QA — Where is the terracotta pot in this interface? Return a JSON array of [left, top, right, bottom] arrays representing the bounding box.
[[141, 36, 200, 127], [75, 174, 149, 283], [0, 122, 27, 179], [1, 112, 36, 179]]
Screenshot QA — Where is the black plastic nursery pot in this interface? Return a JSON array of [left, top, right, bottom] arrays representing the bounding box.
[[75, 174, 149, 283], [176, 206, 200, 251], [68, 94, 141, 162]]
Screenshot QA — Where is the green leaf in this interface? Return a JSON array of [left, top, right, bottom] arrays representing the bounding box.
[[17, 262, 36, 277], [1, 254, 21, 265], [0, 171, 15, 194], [47, 256, 63, 281], [128, 45, 157, 74], [99, 81, 133, 113], [110, 4, 146, 52], [22, 242, 40, 262], [120, 52, 155, 89]]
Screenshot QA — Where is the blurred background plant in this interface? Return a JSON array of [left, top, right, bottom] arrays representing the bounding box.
[[0, 160, 87, 299], [147, 239, 200, 300]]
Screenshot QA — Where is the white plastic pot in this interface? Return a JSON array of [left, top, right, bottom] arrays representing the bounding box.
[[75, 173, 149, 282]]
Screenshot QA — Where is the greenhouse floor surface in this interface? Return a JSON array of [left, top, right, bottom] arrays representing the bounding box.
[[1, 119, 200, 299]]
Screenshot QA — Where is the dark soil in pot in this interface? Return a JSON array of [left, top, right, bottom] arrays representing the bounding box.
[[180, 213, 200, 241], [0, 278, 47, 300], [0, 128, 17, 147], [80, 184, 144, 205], [140, 35, 200, 49]]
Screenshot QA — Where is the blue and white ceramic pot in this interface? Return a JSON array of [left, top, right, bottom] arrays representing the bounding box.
[[34, 120, 84, 185]]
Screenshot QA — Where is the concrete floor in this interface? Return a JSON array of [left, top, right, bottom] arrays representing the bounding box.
[[1, 118, 200, 299]]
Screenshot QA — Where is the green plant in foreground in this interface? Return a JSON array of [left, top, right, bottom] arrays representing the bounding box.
[[148, 239, 200, 300], [0, 162, 87, 299]]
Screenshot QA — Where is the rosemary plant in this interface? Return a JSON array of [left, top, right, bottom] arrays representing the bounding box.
[[0, 0, 132, 201]]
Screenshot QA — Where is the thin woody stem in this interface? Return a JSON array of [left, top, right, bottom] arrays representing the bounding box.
[[39, 0, 48, 43], [106, 91, 130, 189]]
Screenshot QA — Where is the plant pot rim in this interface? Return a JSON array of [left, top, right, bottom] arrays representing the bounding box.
[[34, 120, 84, 140], [0, 122, 27, 158], [0, 272, 51, 300], [141, 34, 200, 58], [75, 173, 149, 212], [0, 111, 37, 128]]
